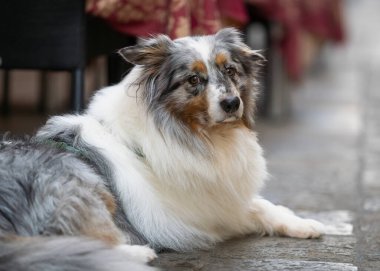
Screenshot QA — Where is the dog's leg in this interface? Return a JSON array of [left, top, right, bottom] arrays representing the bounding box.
[[66, 207, 157, 263], [77, 190, 157, 263], [249, 198, 325, 238]]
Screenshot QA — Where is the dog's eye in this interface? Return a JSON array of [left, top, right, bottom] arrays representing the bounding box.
[[188, 75, 201, 86], [226, 67, 236, 77]]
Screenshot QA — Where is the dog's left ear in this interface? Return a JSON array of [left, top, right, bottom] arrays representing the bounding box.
[[118, 35, 172, 66], [215, 28, 266, 65], [241, 48, 266, 66]]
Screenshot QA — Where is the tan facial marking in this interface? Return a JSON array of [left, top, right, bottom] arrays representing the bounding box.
[[166, 92, 209, 132], [191, 60, 207, 73], [182, 93, 209, 130], [215, 53, 227, 66]]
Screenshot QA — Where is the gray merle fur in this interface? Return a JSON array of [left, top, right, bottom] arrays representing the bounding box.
[[0, 237, 155, 271], [37, 122, 147, 245], [0, 138, 152, 270]]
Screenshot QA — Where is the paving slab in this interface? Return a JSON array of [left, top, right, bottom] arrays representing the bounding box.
[[155, 258, 357, 271], [154, 235, 357, 270]]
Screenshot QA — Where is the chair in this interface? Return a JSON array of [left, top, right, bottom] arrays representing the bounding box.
[[86, 15, 136, 86], [0, 0, 85, 114]]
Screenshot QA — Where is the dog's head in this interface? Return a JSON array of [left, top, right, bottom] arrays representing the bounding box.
[[119, 28, 263, 136]]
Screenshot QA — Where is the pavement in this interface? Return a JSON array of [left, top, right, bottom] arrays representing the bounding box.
[[152, 1, 380, 270]]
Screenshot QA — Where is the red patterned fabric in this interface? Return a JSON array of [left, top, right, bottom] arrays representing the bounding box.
[[86, 0, 345, 80], [247, 0, 345, 80], [301, 0, 345, 42], [86, 0, 248, 39]]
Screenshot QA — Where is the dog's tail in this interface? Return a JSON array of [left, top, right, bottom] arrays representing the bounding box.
[[0, 236, 157, 271]]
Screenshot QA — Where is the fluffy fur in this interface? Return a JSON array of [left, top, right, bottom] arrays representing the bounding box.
[[0, 28, 324, 270]]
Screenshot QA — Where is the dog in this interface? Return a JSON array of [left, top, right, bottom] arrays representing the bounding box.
[[0, 28, 325, 270]]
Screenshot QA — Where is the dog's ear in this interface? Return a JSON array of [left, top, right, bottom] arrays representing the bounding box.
[[118, 35, 172, 66], [215, 28, 266, 65], [241, 48, 266, 66], [215, 27, 243, 45]]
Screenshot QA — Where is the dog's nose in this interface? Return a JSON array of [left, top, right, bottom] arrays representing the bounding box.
[[220, 96, 240, 113]]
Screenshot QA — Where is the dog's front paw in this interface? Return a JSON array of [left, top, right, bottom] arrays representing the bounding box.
[[117, 245, 157, 263], [250, 198, 326, 239], [281, 218, 326, 239]]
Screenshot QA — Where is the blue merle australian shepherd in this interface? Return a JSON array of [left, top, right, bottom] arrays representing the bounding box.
[[0, 28, 325, 270]]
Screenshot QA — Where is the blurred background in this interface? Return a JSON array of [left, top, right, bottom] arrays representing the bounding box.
[[0, 0, 346, 135]]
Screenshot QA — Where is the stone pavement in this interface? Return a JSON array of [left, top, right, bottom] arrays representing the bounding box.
[[152, 1, 380, 270]]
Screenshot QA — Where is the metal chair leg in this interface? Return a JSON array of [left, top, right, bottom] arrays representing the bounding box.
[[71, 68, 84, 113], [1, 70, 10, 115], [38, 71, 48, 113]]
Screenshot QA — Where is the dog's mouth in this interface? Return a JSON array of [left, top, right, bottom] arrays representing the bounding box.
[[216, 114, 241, 124]]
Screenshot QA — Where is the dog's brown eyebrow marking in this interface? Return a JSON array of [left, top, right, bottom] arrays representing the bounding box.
[[191, 60, 207, 73], [215, 53, 227, 66]]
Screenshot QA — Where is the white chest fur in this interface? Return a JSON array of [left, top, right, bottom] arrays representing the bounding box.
[[84, 81, 268, 250]]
